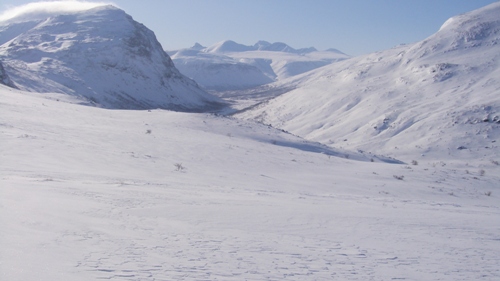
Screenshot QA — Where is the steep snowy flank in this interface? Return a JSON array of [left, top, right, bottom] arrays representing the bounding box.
[[0, 60, 14, 87], [0, 4, 222, 111], [169, 40, 349, 91], [236, 2, 500, 162]]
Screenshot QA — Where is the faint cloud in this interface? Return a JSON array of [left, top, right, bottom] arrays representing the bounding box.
[[0, 1, 117, 23]]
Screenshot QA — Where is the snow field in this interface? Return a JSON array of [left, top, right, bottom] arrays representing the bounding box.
[[1, 86, 499, 280]]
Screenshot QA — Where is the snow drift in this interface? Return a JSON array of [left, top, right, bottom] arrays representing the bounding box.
[[236, 2, 500, 162], [0, 3, 222, 111]]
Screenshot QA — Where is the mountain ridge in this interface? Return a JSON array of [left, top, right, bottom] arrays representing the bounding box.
[[203, 40, 328, 55]]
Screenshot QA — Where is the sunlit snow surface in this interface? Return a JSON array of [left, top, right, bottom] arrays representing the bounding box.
[[1, 86, 499, 280]]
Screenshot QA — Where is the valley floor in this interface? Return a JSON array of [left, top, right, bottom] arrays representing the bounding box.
[[1, 87, 499, 280]]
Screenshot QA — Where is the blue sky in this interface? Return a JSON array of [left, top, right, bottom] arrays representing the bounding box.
[[1, 0, 499, 56]]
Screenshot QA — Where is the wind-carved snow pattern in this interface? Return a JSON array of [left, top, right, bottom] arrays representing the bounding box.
[[0, 5, 223, 111]]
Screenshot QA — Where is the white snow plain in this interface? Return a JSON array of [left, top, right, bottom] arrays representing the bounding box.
[[1, 84, 499, 281]]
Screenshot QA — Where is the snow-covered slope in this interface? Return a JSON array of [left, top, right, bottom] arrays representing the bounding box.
[[169, 40, 349, 91], [2, 82, 499, 281], [0, 5, 222, 111], [237, 2, 500, 162]]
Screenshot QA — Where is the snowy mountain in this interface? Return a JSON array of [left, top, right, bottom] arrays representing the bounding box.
[[168, 40, 349, 91], [0, 5, 222, 111], [236, 2, 500, 162]]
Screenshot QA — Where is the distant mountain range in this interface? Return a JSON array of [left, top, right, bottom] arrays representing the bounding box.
[[202, 40, 334, 55], [168, 40, 349, 91]]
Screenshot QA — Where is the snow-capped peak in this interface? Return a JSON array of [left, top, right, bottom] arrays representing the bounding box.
[[259, 42, 289, 51], [435, 1, 500, 49], [404, 2, 500, 62], [253, 40, 271, 49], [204, 40, 254, 53], [439, 2, 500, 33], [191, 42, 205, 50]]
